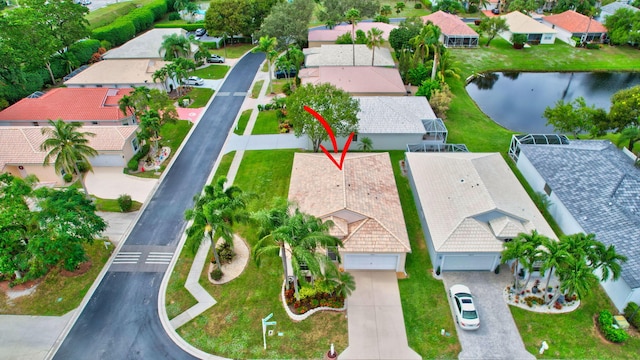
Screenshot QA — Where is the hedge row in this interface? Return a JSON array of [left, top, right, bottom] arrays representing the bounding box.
[[92, 0, 168, 47], [598, 310, 629, 343], [127, 143, 150, 171], [154, 23, 204, 32], [624, 302, 640, 329]]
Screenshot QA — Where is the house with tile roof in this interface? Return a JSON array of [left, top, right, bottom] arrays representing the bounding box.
[[0, 126, 140, 185], [64, 59, 177, 90], [288, 152, 411, 273], [102, 28, 196, 60], [500, 11, 557, 44], [406, 152, 556, 271], [422, 11, 479, 48], [543, 10, 607, 44], [0, 88, 135, 127], [298, 66, 407, 96], [308, 22, 398, 47], [303, 44, 395, 67], [514, 139, 640, 311], [597, 1, 639, 22]]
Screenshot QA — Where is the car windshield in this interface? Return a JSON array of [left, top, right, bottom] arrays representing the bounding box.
[[462, 310, 478, 320]]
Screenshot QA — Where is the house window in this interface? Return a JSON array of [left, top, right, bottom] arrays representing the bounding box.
[[504, 238, 513, 242], [544, 183, 552, 196], [32, 122, 39, 126], [131, 138, 140, 152], [96, 84, 102, 88], [327, 247, 338, 261], [91, 121, 99, 125], [299, 261, 309, 271], [352, 134, 358, 142]]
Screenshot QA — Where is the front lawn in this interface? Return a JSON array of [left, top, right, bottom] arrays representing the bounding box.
[[251, 109, 281, 135], [217, 43, 255, 59], [94, 196, 143, 212], [179, 87, 214, 108], [131, 120, 193, 179], [190, 65, 230, 80], [234, 109, 252, 135]]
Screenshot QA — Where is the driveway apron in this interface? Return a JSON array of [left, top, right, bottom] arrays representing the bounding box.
[[441, 269, 535, 360], [340, 271, 420, 360]]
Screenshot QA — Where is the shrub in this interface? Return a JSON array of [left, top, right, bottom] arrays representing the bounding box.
[[68, 39, 101, 65], [373, 15, 390, 23], [624, 302, 640, 329], [100, 40, 112, 50], [128, 8, 155, 34], [415, 78, 441, 99], [586, 43, 600, 50], [168, 12, 181, 20], [92, 19, 136, 47], [216, 242, 235, 264], [524, 296, 545, 307], [599, 310, 629, 343], [335, 32, 353, 44], [298, 285, 319, 300], [429, 84, 454, 119], [407, 64, 430, 87], [355, 29, 367, 44], [118, 194, 133, 212], [154, 23, 204, 31], [210, 267, 223, 281], [63, 173, 73, 183], [282, 82, 293, 96], [511, 33, 528, 45], [414, 3, 422, 9], [76, 160, 91, 174]]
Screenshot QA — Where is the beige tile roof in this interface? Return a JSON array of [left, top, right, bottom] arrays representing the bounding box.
[[0, 126, 138, 170], [502, 11, 557, 34], [406, 152, 556, 253], [355, 96, 436, 134], [303, 44, 395, 67], [298, 66, 406, 95], [288, 153, 411, 253], [64, 59, 170, 86], [102, 28, 191, 60]]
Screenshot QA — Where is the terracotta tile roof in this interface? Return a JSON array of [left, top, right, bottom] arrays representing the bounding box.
[[288, 153, 411, 253], [298, 66, 406, 95], [308, 22, 398, 42], [503, 11, 557, 34], [406, 152, 556, 253], [0, 126, 138, 170], [0, 88, 133, 123], [422, 11, 479, 36], [543, 10, 607, 34], [63, 59, 170, 86]]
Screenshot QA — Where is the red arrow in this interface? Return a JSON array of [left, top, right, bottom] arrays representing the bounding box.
[[304, 105, 354, 170]]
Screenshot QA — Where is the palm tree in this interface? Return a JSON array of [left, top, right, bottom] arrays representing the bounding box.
[[501, 231, 536, 292], [617, 125, 640, 152], [394, 2, 406, 14], [40, 120, 97, 198], [593, 243, 627, 282], [556, 255, 598, 300], [118, 86, 151, 119], [286, 45, 305, 89], [275, 56, 293, 82], [538, 237, 568, 300], [159, 33, 191, 60], [252, 36, 278, 94], [152, 67, 169, 92], [358, 137, 373, 151], [366, 27, 385, 66], [516, 230, 547, 291], [184, 176, 249, 268], [344, 8, 361, 66], [561, 233, 599, 266], [325, 264, 356, 298], [137, 110, 163, 156], [380, 4, 393, 17]]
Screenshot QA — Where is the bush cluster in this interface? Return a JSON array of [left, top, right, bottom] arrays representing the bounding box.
[[92, 0, 168, 47], [523, 296, 545, 307], [117, 194, 133, 212], [216, 242, 234, 264], [68, 39, 102, 64], [598, 310, 629, 343], [127, 143, 150, 171], [624, 302, 640, 329], [210, 267, 223, 280], [154, 23, 205, 32]]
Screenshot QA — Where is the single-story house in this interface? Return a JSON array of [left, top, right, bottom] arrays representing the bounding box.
[[308, 22, 398, 47], [542, 10, 607, 44], [514, 139, 640, 311], [298, 66, 407, 96], [0, 126, 140, 185], [0, 88, 135, 126], [406, 152, 556, 272], [102, 28, 197, 60], [303, 44, 395, 67], [500, 11, 557, 44], [314, 96, 444, 151], [422, 11, 479, 48], [64, 59, 176, 90], [597, 1, 639, 22], [288, 152, 411, 274]]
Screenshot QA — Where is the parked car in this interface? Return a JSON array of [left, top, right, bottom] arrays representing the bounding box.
[[275, 67, 297, 79], [207, 54, 225, 63], [491, 8, 500, 14], [182, 76, 205, 86], [449, 284, 480, 330], [195, 28, 207, 37]]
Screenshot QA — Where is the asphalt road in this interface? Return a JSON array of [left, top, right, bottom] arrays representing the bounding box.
[[53, 52, 265, 360]]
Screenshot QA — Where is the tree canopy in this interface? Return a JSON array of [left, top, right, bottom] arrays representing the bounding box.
[[543, 97, 607, 138], [605, 8, 640, 46], [608, 85, 640, 132], [317, 0, 380, 28], [477, 17, 509, 47], [205, 0, 254, 40], [257, 0, 315, 50]]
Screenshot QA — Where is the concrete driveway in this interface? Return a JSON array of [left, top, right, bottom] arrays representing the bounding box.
[[85, 167, 157, 203], [441, 268, 535, 360], [340, 271, 420, 360]]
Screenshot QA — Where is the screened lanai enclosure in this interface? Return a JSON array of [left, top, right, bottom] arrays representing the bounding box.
[[422, 118, 448, 143], [407, 118, 469, 152], [508, 134, 570, 161], [444, 34, 479, 48]]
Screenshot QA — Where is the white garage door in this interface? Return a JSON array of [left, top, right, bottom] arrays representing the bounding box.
[[91, 154, 125, 167], [442, 254, 497, 271], [344, 254, 398, 270]]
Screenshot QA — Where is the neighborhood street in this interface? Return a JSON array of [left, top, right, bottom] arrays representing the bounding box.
[[52, 52, 265, 359]]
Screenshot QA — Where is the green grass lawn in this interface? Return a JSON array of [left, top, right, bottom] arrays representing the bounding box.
[[0, 240, 113, 315], [217, 43, 255, 59], [190, 65, 230, 80], [131, 120, 193, 179], [234, 109, 252, 135], [94, 196, 143, 212], [179, 87, 214, 108], [251, 110, 280, 135], [251, 80, 264, 98]]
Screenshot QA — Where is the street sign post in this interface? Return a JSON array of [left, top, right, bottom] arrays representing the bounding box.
[[262, 313, 277, 350]]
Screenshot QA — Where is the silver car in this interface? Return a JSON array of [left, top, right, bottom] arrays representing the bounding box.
[[182, 76, 204, 86], [450, 284, 480, 330]]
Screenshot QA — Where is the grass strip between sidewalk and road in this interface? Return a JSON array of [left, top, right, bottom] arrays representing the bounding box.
[[234, 110, 252, 135]]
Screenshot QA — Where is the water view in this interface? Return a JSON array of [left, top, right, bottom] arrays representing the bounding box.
[[466, 72, 640, 133]]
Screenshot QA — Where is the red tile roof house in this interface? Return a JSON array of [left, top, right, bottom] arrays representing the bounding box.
[[542, 10, 607, 45], [298, 66, 407, 96], [307, 22, 398, 48], [0, 88, 135, 127], [0, 125, 140, 185], [422, 11, 479, 48], [288, 152, 412, 274]]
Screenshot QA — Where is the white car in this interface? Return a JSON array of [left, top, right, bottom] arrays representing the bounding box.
[[449, 284, 480, 330], [182, 76, 204, 86]]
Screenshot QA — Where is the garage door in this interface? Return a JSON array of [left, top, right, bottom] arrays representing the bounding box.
[[91, 154, 124, 167], [344, 254, 398, 270], [442, 254, 497, 271]]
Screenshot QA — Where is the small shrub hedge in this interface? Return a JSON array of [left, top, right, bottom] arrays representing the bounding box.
[[63, 173, 73, 183], [414, 3, 423, 8], [91, 0, 169, 47], [210, 267, 223, 281], [624, 302, 640, 329], [598, 310, 629, 343], [523, 296, 545, 307], [127, 143, 150, 171], [117, 194, 133, 212], [586, 43, 600, 50]]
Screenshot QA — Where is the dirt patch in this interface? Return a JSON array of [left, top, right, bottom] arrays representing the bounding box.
[[60, 261, 92, 277], [0, 278, 41, 292]]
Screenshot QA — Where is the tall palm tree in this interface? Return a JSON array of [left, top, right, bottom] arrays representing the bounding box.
[[252, 36, 278, 94], [556, 255, 598, 300], [345, 8, 361, 66], [40, 120, 97, 198], [593, 242, 627, 282], [366, 27, 385, 66], [538, 237, 568, 300], [501, 231, 535, 292], [516, 230, 547, 291], [561, 233, 599, 266], [159, 33, 191, 60], [617, 125, 640, 153], [152, 67, 169, 92], [286, 45, 305, 90], [380, 4, 393, 17], [184, 176, 249, 268], [434, 49, 461, 83]]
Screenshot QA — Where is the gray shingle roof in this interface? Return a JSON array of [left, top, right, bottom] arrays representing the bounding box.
[[355, 96, 436, 134], [519, 140, 640, 288]]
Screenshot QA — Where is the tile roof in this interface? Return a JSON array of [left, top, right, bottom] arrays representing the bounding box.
[[406, 152, 556, 253], [518, 140, 640, 288], [0, 88, 133, 122], [600, 2, 639, 17], [355, 96, 436, 134], [308, 22, 398, 42], [543, 10, 607, 34], [298, 66, 406, 95], [102, 28, 191, 60], [288, 153, 411, 253], [63, 59, 170, 86], [0, 126, 138, 170], [503, 11, 557, 34], [422, 11, 479, 36], [303, 44, 395, 67]]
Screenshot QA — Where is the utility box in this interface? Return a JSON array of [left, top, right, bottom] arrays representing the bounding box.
[[614, 315, 630, 330]]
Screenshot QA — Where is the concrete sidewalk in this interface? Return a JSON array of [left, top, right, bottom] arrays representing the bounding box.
[[223, 133, 308, 153]]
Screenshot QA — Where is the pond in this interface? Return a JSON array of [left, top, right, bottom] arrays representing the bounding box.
[[466, 72, 640, 133]]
